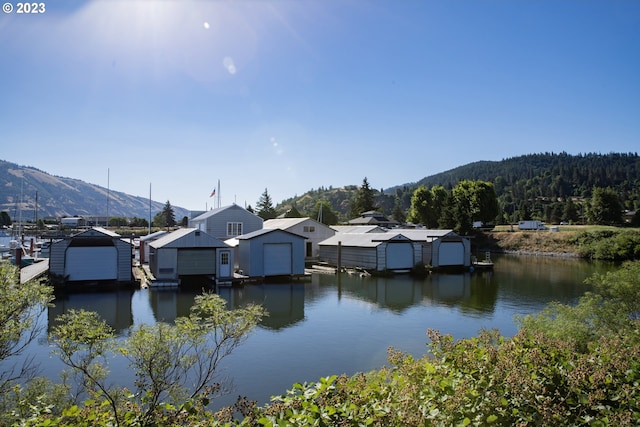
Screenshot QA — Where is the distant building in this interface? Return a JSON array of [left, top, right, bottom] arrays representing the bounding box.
[[347, 211, 399, 228], [60, 216, 86, 228]]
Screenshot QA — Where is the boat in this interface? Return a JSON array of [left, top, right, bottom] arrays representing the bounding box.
[[471, 251, 494, 271]]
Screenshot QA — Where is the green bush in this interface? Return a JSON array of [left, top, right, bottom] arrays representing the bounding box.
[[571, 229, 640, 260]]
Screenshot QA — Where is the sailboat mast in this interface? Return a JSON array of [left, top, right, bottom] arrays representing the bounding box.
[[106, 168, 110, 227], [149, 182, 152, 234]]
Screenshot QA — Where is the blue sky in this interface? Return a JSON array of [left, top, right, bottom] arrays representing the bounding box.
[[2, 0, 639, 212]]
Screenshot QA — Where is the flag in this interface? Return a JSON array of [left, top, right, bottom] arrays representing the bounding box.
[[210, 189, 216, 197]]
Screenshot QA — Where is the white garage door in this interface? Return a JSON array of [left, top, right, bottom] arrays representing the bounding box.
[[386, 242, 414, 270], [65, 247, 117, 281], [439, 242, 464, 266], [264, 243, 292, 276]]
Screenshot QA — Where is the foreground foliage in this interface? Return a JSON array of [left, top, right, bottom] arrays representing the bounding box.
[[243, 329, 639, 426], [7, 261, 640, 426], [0, 263, 53, 396], [7, 292, 266, 427]]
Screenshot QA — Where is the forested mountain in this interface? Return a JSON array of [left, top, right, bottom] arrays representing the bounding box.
[[0, 160, 189, 221], [278, 152, 639, 224]]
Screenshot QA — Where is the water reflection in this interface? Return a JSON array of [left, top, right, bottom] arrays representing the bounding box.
[[35, 255, 614, 410], [45, 254, 609, 335], [49, 289, 134, 333], [218, 283, 305, 330]]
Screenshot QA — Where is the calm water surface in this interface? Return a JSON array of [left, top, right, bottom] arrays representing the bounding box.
[[14, 254, 613, 410]]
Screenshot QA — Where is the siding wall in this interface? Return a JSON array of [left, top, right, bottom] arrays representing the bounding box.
[[319, 245, 378, 270], [192, 206, 263, 241], [50, 233, 132, 283], [238, 231, 305, 277]]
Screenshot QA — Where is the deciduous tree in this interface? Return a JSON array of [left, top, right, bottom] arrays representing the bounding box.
[[0, 264, 53, 396]]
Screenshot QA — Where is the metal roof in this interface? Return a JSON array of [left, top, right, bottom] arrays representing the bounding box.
[[319, 228, 458, 247], [263, 217, 317, 229], [190, 203, 260, 221], [235, 228, 306, 240], [331, 225, 386, 234], [150, 227, 229, 249]]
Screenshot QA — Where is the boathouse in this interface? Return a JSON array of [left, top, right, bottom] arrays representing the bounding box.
[[263, 217, 335, 258], [232, 228, 306, 278], [49, 227, 133, 285], [318, 229, 470, 272], [392, 229, 471, 268], [148, 228, 233, 284], [139, 230, 168, 264], [318, 232, 422, 273], [189, 204, 263, 241]]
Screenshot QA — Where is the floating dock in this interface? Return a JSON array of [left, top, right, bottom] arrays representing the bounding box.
[[19, 258, 49, 284]]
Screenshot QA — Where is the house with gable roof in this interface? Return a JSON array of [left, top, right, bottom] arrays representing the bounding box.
[[189, 204, 263, 241]]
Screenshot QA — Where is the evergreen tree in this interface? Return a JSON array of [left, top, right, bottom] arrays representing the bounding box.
[[284, 204, 303, 218], [154, 201, 176, 229], [587, 187, 623, 225], [311, 201, 339, 225], [256, 188, 277, 220], [562, 199, 580, 224], [391, 198, 407, 225], [0, 211, 11, 227], [349, 177, 376, 218]]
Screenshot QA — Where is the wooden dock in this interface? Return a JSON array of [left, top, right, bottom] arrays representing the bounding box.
[[19, 258, 49, 284]]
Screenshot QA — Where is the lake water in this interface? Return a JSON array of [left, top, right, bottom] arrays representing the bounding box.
[[8, 254, 613, 411]]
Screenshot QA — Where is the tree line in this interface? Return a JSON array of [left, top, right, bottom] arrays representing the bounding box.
[[268, 152, 639, 231]]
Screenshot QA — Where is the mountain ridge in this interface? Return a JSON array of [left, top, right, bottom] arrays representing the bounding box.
[[0, 160, 190, 221]]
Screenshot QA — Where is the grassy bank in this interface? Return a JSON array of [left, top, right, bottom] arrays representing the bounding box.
[[473, 225, 640, 260]]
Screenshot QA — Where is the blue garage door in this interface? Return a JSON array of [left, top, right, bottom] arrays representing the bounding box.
[[386, 243, 414, 270], [439, 242, 464, 266], [65, 247, 117, 281], [264, 243, 292, 276]]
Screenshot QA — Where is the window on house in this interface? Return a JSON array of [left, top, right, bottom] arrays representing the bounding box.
[[227, 222, 243, 236], [303, 226, 315, 233]]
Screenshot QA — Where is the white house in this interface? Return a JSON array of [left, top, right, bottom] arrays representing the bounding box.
[[149, 228, 233, 284], [189, 204, 263, 241], [49, 227, 133, 285], [263, 217, 335, 258]]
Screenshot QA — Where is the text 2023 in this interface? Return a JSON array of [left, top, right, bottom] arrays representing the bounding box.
[[17, 2, 45, 13]]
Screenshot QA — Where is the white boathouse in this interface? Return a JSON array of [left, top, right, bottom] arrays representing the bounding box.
[[49, 227, 133, 285]]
